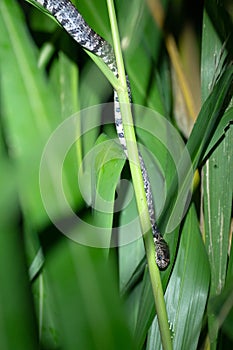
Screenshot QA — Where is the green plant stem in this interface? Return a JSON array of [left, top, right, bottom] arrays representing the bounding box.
[[106, 0, 172, 349]]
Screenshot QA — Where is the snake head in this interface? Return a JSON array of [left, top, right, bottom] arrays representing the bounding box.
[[155, 238, 170, 270]]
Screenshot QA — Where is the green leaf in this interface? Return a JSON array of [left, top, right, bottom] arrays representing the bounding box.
[[203, 108, 233, 159], [122, 1, 166, 115], [49, 52, 84, 207], [117, 157, 145, 293], [74, 0, 111, 43], [158, 67, 233, 238], [201, 7, 229, 103], [123, 281, 143, 334], [147, 205, 210, 350], [43, 238, 134, 350], [201, 6, 233, 348], [226, 235, 233, 288], [0, 153, 38, 349], [134, 267, 156, 349], [0, 0, 56, 226], [79, 62, 112, 158], [92, 134, 125, 248], [186, 67, 232, 170], [208, 279, 233, 342], [203, 126, 233, 297], [204, 0, 233, 57]]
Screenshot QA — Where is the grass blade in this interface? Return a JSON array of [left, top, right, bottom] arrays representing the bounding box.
[[201, 5, 233, 347]]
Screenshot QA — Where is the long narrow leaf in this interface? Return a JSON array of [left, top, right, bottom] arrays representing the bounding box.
[[0, 154, 38, 349], [201, 6, 233, 348], [147, 205, 210, 350], [0, 0, 56, 226]]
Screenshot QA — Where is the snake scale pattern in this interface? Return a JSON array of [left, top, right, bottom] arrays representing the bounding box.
[[34, 0, 169, 269]]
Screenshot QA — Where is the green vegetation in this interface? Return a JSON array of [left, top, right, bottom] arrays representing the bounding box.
[[0, 0, 232, 349]]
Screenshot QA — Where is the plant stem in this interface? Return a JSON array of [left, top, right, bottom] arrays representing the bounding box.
[[106, 0, 172, 349]]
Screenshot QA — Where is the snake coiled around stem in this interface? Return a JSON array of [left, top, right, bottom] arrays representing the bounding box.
[[33, 0, 170, 269]]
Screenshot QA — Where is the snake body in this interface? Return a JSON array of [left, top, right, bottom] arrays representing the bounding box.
[[34, 0, 169, 269]]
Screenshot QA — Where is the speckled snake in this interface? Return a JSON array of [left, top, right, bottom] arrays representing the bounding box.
[[33, 0, 169, 269]]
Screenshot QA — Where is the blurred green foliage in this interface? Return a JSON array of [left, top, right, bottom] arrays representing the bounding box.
[[0, 0, 232, 349]]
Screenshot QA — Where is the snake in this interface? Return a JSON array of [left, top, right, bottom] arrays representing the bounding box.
[[33, 0, 170, 269]]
